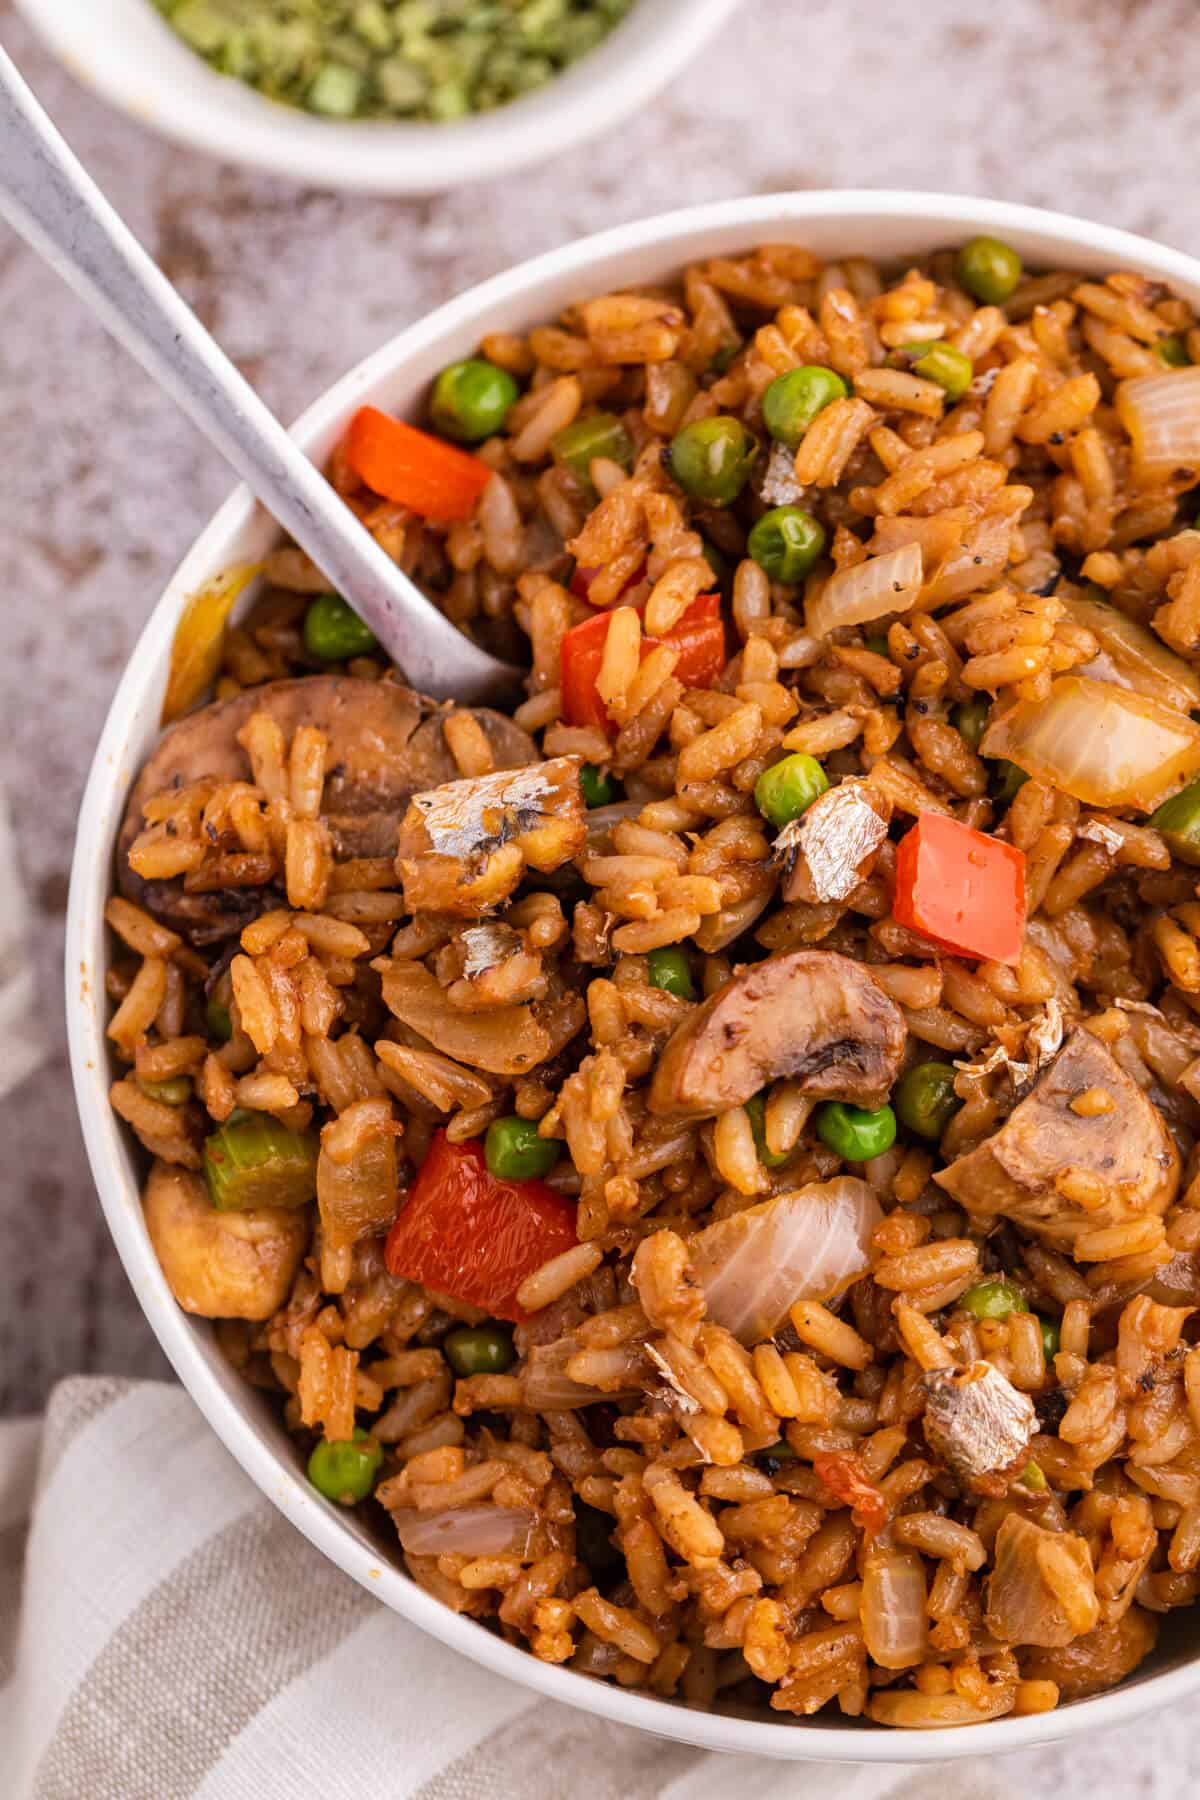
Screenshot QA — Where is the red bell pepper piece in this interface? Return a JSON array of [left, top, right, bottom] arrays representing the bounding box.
[[559, 593, 726, 732], [893, 812, 1026, 965], [384, 1131, 577, 1323], [812, 1451, 888, 1533], [345, 405, 491, 524]]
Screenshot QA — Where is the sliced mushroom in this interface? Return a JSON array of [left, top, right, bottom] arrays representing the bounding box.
[[922, 1361, 1037, 1486], [118, 677, 536, 936], [395, 757, 586, 916], [647, 949, 905, 1120], [380, 958, 562, 1075], [934, 1028, 1179, 1247], [1019, 1608, 1159, 1700], [142, 1160, 308, 1320]]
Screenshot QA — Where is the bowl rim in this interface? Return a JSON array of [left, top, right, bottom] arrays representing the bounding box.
[[12, 0, 740, 193], [66, 188, 1200, 1762]]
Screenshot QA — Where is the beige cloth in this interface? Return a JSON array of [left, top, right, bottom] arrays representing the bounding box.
[[0, 1379, 1020, 1800]]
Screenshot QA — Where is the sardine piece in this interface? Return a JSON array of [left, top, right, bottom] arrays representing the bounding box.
[[460, 921, 524, 979], [922, 1360, 1037, 1484], [412, 764, 560, 859], [397, 756, 586, 916], [1077, 818, 1124, 856], [780, 780, 890, 904]]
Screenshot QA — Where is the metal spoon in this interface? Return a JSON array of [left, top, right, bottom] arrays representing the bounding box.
[[0, 48, 523, 706]]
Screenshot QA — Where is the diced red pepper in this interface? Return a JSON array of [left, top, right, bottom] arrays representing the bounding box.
[[384, 1131, 577, 1323], [559, 593, 726, 733], [812, 1450, 889, 1534], [893, 811, 1026, 965], [569, 560, 647, 604], [345, 405, 492, 524]]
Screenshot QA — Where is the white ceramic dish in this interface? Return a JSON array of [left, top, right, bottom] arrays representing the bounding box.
[[13, 0, 738, 194], [67, 191, 1200, 1761]]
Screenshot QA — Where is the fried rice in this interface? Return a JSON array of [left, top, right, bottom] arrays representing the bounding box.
[[103, 236, 1200, 1727]]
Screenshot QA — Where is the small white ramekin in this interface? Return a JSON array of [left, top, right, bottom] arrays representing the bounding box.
[[67, 192, 1200, 1761], [13, 0, 738, 193]]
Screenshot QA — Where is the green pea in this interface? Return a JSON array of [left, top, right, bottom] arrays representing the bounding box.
[[667, 416, 759, 505], [961, 1278, 1026, 1322], [1020, 1459, 1048, 1492], [816, 1101, 896, 1162], [865, 633, 890, 657], [307, 1428, 381, 1504], [747, 507, 826, 585], [745, 1092, 791, 1168], [304, 594, 379, 662], [754, 752, 829, 829], [1151, 779, 1200, 865], [952, 696, 991, 751], [1039, 1316, 1061, 1362], [484, 1115, 559, 1181], [991, 758, 1030, 806], [308, 63, 363, 116], [762, 366, 849, 448], [430, 358, 520, 443], [955, 236, 1023, 305], [552, 412, 635, 486], [1158, 335, 1190, 367], [893, 1062, 961, 1142], [646, 945, 695, 1001], [206, 996, 233, 1043], [580, 763, 616, 808], [136, 1075, 193, 1107], [444, 1323, 515, 1378], [203, 1112, 319, 1212], [901, 340, 974, 403]]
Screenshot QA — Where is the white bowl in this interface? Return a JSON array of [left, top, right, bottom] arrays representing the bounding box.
[[13, 0, 738, 193], [67, 191, 1200, 1761]]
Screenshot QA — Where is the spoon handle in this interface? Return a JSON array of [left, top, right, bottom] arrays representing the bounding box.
[[0, 48, 520, 703]]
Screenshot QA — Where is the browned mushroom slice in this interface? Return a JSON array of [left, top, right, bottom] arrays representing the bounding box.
[[985, 1514, 1100, 1647], [934, 1028, 1179, 1247], [118, 677, 537, 936], [922, 1361, 1037, 1486], [379, 959, 552, 1075], [1019, 1607, 1159, 1700], [395, 756, 586, 916], [647, 949, 905, 1120], [142, 1160, 309, 1320]]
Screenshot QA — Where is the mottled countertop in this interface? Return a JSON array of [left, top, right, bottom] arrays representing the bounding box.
[[6, 0, 1200, 1783]]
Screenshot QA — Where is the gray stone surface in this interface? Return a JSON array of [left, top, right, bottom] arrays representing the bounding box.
[[7, 0, 1200, 1783], [6, 0, 1200, 1406]]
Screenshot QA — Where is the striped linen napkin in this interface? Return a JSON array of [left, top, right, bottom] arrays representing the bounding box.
[[0, 1379, 1023, 1800]]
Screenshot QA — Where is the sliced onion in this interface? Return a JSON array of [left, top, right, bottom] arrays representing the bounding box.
[[521, 1338, 641, 1409], [981, 675, 1200, 811], [391, 1504, 535, 1558], [805, 543, 923, 640], [984, 1513, 1098, 1648], [1117, 366, 1200, 477], [690, 1177, 882, 1345], [584, 800, 644, 845], [1064, 592, 1200, 714], [861, 1548, 927, 1669]]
